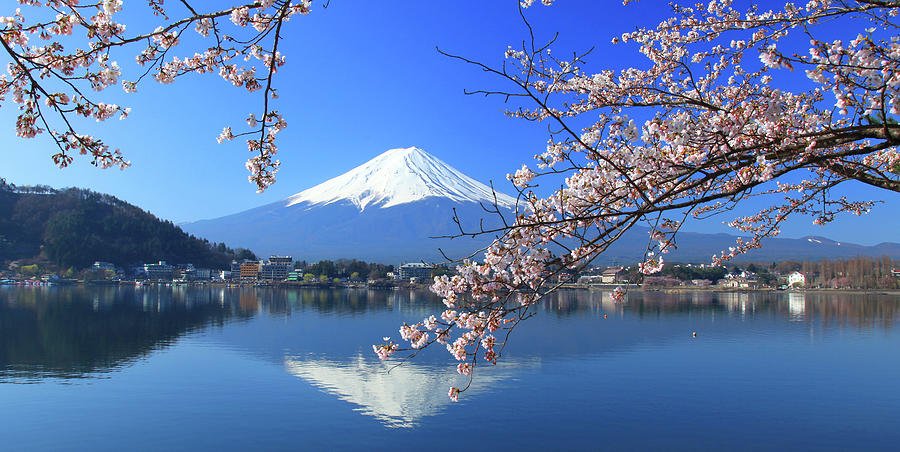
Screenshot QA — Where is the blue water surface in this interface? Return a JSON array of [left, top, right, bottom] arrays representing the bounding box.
[[1, 286, 897, 451]]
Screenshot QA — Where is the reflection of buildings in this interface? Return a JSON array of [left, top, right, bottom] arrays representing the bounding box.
[[239, 290, 260, 313], [788, 292, 806, 321], [718, 292, 755, 316], [548, 289, 618, 313], [283, 355, 533, 428]]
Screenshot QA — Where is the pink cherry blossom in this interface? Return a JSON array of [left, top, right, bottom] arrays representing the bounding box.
[[377, 0, 900, 402], [1, 0, 301, 191]]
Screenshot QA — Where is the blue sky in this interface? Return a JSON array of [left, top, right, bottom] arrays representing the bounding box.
[[2, 0, 897, 245]]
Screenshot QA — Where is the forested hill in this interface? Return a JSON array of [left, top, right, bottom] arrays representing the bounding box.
[[0, 180, 255, 269]]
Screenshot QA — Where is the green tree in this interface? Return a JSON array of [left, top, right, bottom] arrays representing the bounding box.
[[19, 264, 40, 277]]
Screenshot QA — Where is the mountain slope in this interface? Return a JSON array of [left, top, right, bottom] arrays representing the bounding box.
[[185, 194, 512, 262], [285, 147, 516, 210], [598, 227, 900, 264], [183, 147, 516, 262], [182, 147, 900, 264], [0, 182, 254, 269]]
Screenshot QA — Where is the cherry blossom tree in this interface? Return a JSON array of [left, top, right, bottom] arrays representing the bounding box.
[[1, 0, 307, 191], [376, 0, 900, 400], [4, 0, 899, 402]]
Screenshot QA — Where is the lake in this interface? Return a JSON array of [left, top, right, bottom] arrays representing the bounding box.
[[1, 285, 898, 451]]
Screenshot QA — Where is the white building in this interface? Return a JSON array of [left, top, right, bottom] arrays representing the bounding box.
[[788, 271, 806, 287], [600, 267, 623, 283], [144, 261, 174, 280], [183, 268, 212, 281]]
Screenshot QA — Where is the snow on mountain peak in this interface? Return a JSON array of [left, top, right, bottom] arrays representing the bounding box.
[[284, 147, 517, 211]]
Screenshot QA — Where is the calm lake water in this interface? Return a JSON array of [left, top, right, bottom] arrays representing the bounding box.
[[1, 285, 898, 451]]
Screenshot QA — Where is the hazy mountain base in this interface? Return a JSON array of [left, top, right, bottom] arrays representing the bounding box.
[[603, 227, 900, 265], [184, 196, 900, 264], [182, 146, 900, 264], [183, 198, 514, 263]]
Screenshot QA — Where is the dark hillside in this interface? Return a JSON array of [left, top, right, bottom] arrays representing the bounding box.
[[0, 180, 253, 269]]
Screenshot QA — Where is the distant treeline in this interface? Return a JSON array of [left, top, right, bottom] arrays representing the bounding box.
[[302, 259, 395, 280], [718, 257, 898, 289], [618, 256, 898, 289], [658, 265, 727, 282], [798, 256, 898, 289], [0, 180, 255, 270]]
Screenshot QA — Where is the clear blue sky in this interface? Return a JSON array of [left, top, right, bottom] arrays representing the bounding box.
[[2, 0, 897, 245]]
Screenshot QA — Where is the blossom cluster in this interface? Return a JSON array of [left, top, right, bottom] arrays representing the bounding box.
[[379, 0, 900, 401], [1, 0, 311, 191]]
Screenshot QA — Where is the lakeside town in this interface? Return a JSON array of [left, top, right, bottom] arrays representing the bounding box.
[[3, 254, 899, 291]]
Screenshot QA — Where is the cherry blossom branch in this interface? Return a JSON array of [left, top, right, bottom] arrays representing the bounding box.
[[378, 0, 900, 402], [2, 0, 312, 191]]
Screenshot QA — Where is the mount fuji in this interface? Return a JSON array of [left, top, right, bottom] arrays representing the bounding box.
[[182, 146, 900, 264], [182, 147, 518, 262]]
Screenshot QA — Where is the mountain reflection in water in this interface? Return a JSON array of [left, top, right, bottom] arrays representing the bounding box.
[[284, 355, 536, 428]]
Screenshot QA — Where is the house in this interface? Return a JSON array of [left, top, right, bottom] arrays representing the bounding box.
[[600, 267, 624, 283], [788, 271, 806, 287], [144, 261, 174, 280], [398, 262, 434, 280], [718, 277, 757, 289]]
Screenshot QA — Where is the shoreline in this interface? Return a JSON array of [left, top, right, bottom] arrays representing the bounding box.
[[3, 279, 899, 295], [656, 286, 900, 296]]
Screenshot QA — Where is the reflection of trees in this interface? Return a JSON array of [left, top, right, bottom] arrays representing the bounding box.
[[542, 289, 755, 316], [4, 286, 895, 383], [259, 288, 446, 316], [771, 292, 900, 330], [0, 286, 251, 380], [0, 286, 451, 381], [539, 289, 899, 329], [226, 286, 899, 331]]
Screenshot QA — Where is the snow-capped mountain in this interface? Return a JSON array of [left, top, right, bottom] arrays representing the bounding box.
[[182, 146, 900, 264], [182, 147, 518, 262], [285, 147, 516, 211]]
